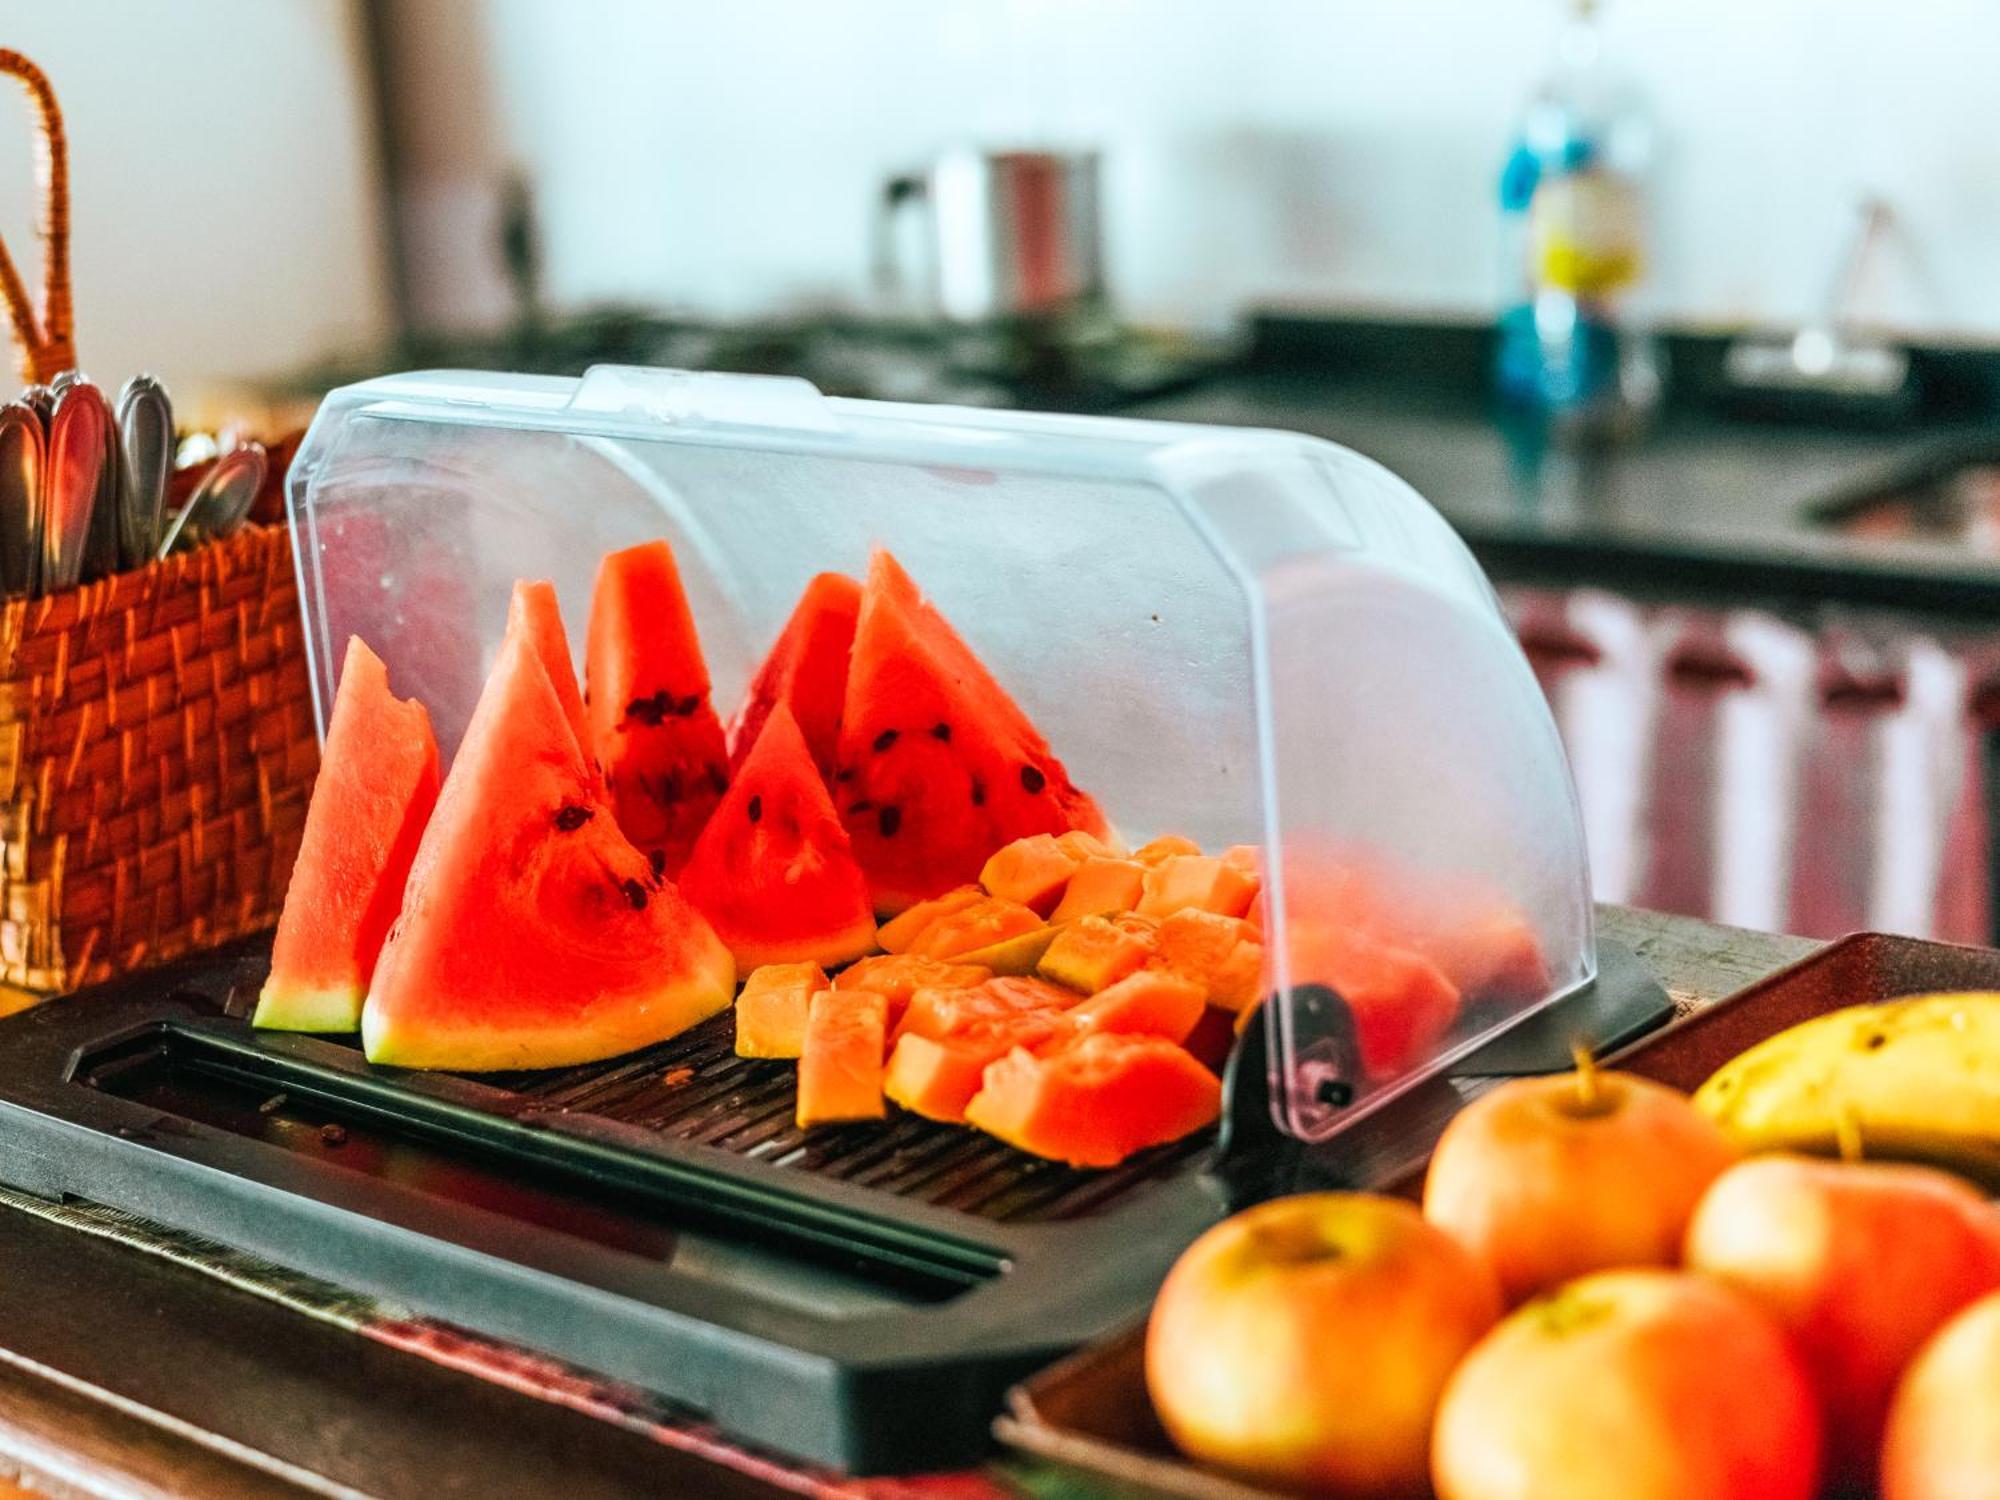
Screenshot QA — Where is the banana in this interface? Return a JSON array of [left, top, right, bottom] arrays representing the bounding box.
[[1694, 992, 2000, 1190]]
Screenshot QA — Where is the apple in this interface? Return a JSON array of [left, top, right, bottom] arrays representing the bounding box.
[[1882, 1289, 2000, 1500], [1432, 1269, 1821, 1500], [1684, 1155, 2000, 1490], [1147, 1192, 1500, 1498], [1423, 1055, 1738, 1303]]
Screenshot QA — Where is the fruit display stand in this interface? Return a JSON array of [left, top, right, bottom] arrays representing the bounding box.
[[0, 363, 1672, 1473], [997, 928, 2000, 1499]]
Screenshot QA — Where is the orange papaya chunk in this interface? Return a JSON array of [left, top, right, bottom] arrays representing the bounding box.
[[1152, 909, 1256, 994], [1068, 970, 1206, 1044], [1287, 922, 1460, 1078], [1220, 844, 1262, 875], [979, 833, 1084, 915], [1049, 857, 1148, 923], [1132, 834, 1203, 866], [734, 961, 828, 1059], [834, 954, 988, 1034], [896, 982, 1054, 1044], [797, 989, 888, 1127], [965, 1032, 1221, 1167], [1057, 829, 1124, 861], [1206, 936, 1268, 1012], [884, 1009, 1074, 1123], [1038, 914, 1155, 994], [877, 885, 983, 953], [905, 895, 1044, 960], [1136, 855, 1259, 920]]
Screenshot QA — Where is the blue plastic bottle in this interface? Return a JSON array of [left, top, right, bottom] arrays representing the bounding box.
[[1495, 0, 1661, 430]]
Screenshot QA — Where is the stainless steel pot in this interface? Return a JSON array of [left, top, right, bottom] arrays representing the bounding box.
[[876, 148, 1104, 323]]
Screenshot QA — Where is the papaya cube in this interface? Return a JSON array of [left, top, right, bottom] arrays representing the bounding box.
[[877, 885, 983, 953], [835, 954, 989, 1035], [953, 924, 1065, 975], [1220, 844, 1262, 875], [1207, 936, 1268, 1013], [1038, 914, 1156, 995], [906, 896, 1044, 960], [1049, 857, 1148, 923], [1068, 970, 1206, 1044], [1057, 829, 1124, 861], [979, 834, 1083, 915], [1136, 855, 1259, 920], [797, 989, 888, 1127], [965, 1032, 1222, 1167], [1132, 834, 1204, 866], [734, 961, 828, 1059], [885, 1009, 1074, 1123], [1152, 908, 1260, 1010], [896, 977, 1065, 1043]]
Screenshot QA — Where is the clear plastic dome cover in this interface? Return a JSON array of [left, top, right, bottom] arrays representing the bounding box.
[[287, 366, 1594, 1141]]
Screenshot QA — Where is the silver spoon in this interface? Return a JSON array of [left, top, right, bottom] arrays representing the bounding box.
[[18, 384, 52, 432], [116, 374, 173, 567], [0, 403, 43, 597], [42, 382, 113, 592], [156, 442, 266, 559], [74, 381, 123, 582]]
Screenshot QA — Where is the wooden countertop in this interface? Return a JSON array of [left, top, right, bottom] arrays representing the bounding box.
[[0, 908, 1819, 1498]]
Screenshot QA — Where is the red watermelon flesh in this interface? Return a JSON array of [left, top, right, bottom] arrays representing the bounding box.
[[363, 623, 735, 1071], [678, 702, 877, 970], [728, 570, 860, 778], [835, 549, 1110, 914], [254, 637, 439, 1033], [585, 540, 730, 875], [507, 579, 591, 764]]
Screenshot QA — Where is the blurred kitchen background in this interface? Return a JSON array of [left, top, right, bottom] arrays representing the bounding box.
[[8, 0, 2000, 943]]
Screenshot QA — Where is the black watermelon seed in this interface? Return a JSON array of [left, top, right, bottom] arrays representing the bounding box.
[[847, 799, 874, 815], [930, 721, 951, 741], [622, 878, 650, 911], [649, 848, 667, 878], [877, 805, 902, 838], [552, 803, 593, 832], [834, 768, 856, 783], [1020, 765, 1047, 794], [657, 768, 685, 804], [872, 729, 900, 752], [624, 692, 671, 727], [747, 794, 762, 823], [708, 764, 729, 796], [677, 694, 703, 716], [970, 778, 986, 807]]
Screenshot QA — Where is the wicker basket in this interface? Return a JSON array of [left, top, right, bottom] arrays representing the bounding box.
[[0, 525, 316, 992]]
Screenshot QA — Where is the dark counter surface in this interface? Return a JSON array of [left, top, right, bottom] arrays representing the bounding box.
[[1126, 348, 2000, 616]]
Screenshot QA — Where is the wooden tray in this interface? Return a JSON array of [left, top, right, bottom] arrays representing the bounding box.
[[995, 932, 2000, 1499]]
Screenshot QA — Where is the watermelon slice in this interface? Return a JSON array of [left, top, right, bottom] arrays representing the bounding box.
[[507, 579, 591, 763], [835, 549, 1110, 913], [677, 703, 877, 970], [254, 637, 439, 1033], [586, 540, 730, 874], [729, 571, 861, 777], [362, 623, 735, 1070]]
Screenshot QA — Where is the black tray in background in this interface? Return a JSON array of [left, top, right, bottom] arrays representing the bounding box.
[[0, 935, 1668, 1474]]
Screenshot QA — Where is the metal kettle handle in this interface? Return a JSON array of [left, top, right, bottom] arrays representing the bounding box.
[[873, 171, 930, 308]]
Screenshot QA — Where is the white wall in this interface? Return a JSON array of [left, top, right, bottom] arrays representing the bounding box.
[[395, 0, 2000, 341], [0, 1, 390, 403]]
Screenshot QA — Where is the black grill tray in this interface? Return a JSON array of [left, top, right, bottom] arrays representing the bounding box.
[[0, 936, 1667, 1473]]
